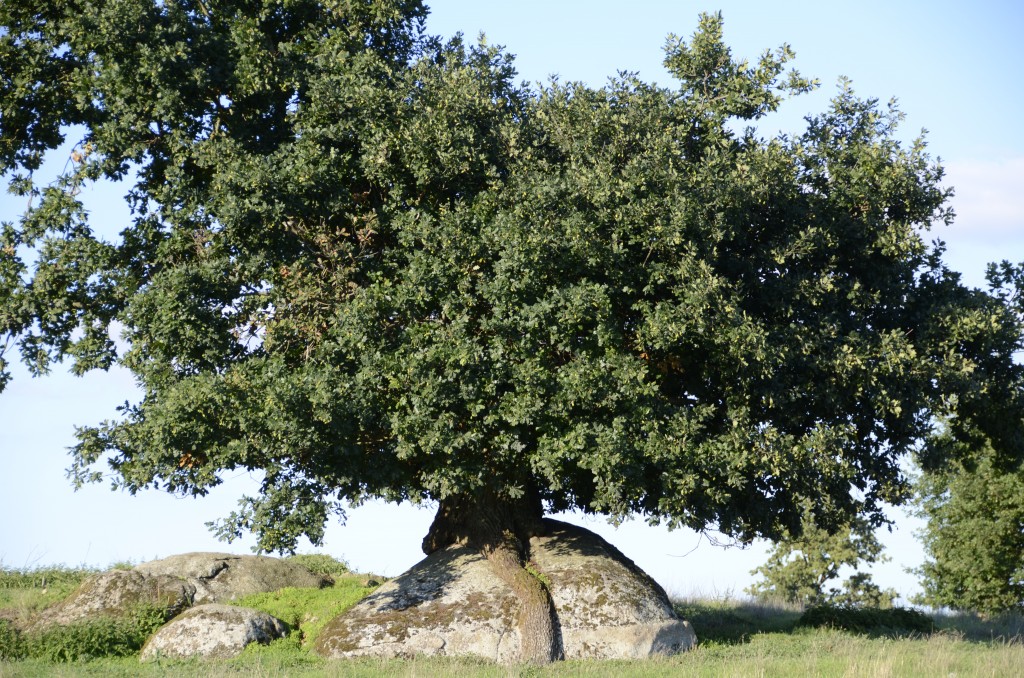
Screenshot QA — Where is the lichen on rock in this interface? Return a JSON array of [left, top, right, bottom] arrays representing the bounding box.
[[316, 545, 523, 662], [531, 521, 696, 659], [140, 604, 289, 660]]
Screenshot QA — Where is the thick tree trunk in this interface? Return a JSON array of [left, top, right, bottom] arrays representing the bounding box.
[[422, 489, 563, 664]]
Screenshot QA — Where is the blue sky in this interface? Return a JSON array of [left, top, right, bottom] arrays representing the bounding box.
[[2, 1, 1022, 601]]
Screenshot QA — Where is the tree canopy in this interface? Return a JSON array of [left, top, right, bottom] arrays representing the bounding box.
[[2, 2, 1023, 559]]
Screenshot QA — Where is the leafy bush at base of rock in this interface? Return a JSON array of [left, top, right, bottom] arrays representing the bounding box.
[[14, 606, 166, 662], [284, 555, 350, 580], [0, 619, 27, 660], [234, 627, 305, 659], [798, 604, 933, 635]]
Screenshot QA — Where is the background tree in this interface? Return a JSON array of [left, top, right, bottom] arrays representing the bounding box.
[[747, 505, 896, 608], [3, 3, 1023, 661], [914, 454, 1024, 616], [913, 263, 1024, 618]]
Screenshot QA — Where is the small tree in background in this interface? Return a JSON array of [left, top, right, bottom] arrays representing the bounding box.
[[915, 447, 1024, 616], [914, 264, 1024, 618], [747, 507, 897, 608]]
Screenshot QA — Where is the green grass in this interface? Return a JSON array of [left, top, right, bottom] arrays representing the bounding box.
[[228, 573, 381, 648], [4, 632, 1024, 678], [673, 596, 803, 644], [2, 562, 1024, 677], [0, 565, 98, 624]]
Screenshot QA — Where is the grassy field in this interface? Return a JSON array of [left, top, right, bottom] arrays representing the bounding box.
[[2, 564, 1022, 677]]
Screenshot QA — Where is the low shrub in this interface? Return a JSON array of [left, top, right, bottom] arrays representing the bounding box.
[[0, 618, 27, 660], [5, 606, 166, 662], [798, 604, 933, 635], [674, 597, 802, 644], [285, 554, 350, 580]]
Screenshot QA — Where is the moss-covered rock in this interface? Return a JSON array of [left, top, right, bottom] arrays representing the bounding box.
[[316, 545, 521, 662]]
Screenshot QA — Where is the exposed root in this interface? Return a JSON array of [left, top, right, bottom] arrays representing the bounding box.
[[423, 490, 562, 663]]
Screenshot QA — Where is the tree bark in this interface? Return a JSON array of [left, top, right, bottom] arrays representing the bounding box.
[[422, 489, 563, 664]]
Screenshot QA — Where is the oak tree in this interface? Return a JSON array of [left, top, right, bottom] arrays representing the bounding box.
[[3, 2, 1022, 660]]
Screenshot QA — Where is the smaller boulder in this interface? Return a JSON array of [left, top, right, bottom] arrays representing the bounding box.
[[140, 604, 289, 660], [28, 570, 194, 631]]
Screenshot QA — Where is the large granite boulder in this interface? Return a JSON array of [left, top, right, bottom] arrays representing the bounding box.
[[315, 519, 695, 662], [318, 545, 521, 662], [140, 604, 289, 660], [530, 521, 695, 659], [134, 552, 332, 603], [27, 570, 195, 631]]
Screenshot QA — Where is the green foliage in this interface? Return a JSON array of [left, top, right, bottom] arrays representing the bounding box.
[[1, 2, 1022, 558], [5, 606, 166, 662], [747, 508, 896, 608], [914, 443, 1024, 616], [912, 266, 1024, 617], [284, 554, 350, 580], [0, 619, 27, 660], [798, 604, 933, 636]]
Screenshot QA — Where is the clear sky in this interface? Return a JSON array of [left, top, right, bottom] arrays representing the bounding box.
[[2, 1, 1022, 603]]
